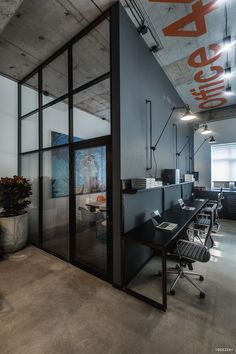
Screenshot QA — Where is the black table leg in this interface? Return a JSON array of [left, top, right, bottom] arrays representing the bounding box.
[[162, 250, 167, 310]]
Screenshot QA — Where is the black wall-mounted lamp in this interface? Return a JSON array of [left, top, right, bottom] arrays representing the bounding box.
[[151, 105, 195, 152], [146, 103, 196, 171], [176, 136, 191, 170], [194, 136, 216, 156], [201, 124, 212, 135]]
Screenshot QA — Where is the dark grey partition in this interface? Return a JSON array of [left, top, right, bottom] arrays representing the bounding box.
[[182, 182, 193, 201], [123, 188, 163, 283], [164, 184, 182, 211], [123, 188, 163, 233]]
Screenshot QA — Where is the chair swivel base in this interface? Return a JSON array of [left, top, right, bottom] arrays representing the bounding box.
[[167, 265, 205, 298]]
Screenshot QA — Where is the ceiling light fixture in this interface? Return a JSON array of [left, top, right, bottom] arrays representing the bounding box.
[[217, 0, 230, 4], [224, 67, 232, 78], [138, 24, 148, 35], [150, 45, 159, 53], [220, 35, 236, 53], [201, 125, 212, 135], [225, 85, 233, 95]]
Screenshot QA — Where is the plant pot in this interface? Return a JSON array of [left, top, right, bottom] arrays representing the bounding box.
[[0, 213, 28, 253]]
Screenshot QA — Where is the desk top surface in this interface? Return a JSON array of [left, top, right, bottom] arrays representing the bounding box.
[[123, 199, 208, 250]]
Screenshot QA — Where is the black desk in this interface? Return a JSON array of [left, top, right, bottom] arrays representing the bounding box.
[[122, 199, 208, 311]]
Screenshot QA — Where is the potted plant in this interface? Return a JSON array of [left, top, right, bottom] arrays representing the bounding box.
[[0, 176, 32, 253]]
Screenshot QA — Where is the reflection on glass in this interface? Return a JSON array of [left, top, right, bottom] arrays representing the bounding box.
[[43, 50, 68, 105], [75, 146, 107, 273], [73, 78, 110, 141], [21, 74, 38, 116], [73, 18, 110, 89], [42, 147, 69, 259], [43, 101, 69, 148], [21, 113, 38, 152], [21, 153, 39, 245]]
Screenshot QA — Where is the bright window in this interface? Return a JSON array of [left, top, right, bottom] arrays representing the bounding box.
[[211, 143, 236, 189]]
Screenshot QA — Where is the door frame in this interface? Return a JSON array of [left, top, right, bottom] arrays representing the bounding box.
[[69, 135, 113, 282]]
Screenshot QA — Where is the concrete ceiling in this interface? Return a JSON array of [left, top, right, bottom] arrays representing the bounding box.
[[0, 0, 236, 121], [121, 0, 236, 118]]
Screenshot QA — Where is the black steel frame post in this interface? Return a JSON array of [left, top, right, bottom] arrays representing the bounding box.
[[110, 2, 122, 287], [17, 83, 21, 174]]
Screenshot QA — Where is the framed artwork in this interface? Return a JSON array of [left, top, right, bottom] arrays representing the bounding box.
[[74, 146, 106, 195], [51, 132, 106, 197]]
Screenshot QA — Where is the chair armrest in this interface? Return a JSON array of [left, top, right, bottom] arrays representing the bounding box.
[[187, 228, 204, 244], [196, 213, 211, 219]]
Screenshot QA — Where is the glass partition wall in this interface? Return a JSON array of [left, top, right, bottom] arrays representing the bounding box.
[[18, 12, 112, 281]]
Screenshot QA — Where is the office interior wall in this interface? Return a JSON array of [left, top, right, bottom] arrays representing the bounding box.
[[0, 75, 18, 177], [118, 5, 194, 284], [194, 118, 236, 189]]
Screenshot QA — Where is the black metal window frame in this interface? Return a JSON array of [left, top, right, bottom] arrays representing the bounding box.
[[18, 8, 114, 282]]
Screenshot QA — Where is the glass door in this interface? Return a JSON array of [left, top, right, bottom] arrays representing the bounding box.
[[72, 140, 112, 280]]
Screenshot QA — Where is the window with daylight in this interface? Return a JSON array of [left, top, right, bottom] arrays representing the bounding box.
[[211, 143, 236, 190]]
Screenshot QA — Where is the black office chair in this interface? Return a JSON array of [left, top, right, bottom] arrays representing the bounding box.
[[212, 188, 224, 232], [188, 223, 214, 250], [200, 189, 224, 233], [167, 239, 211, 298]]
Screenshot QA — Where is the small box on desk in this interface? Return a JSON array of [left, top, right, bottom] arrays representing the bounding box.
[[184, 174, 194, 182]]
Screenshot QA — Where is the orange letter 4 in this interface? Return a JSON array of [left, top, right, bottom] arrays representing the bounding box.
[[163, 0, 218, 37]]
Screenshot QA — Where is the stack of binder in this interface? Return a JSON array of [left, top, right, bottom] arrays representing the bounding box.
[[131, 178, 163, 189]]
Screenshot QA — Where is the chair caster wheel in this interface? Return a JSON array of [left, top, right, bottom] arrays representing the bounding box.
[[200, 292, 205, 299], [199, 276, 204, 281], [170, 290, 175, 296]]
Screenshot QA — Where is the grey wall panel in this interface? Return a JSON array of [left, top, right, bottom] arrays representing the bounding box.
[[164, 185, 181, 211], [182, 182, 193, 201], [123, 188, 163, 233], [124, 242, 153, 284]]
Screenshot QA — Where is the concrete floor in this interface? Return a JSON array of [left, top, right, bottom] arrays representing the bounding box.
[[0, 219, 236, 354]]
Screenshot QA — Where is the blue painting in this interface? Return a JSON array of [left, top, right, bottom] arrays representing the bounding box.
[[75, 147, 106, 195], [51, 132, 106, 197]]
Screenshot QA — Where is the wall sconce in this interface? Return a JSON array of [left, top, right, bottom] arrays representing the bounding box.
[[146, 103, 196, 171], [176, 136, 191, 169], [201, 124, 212, 135], [194, 136, 216, 156]]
